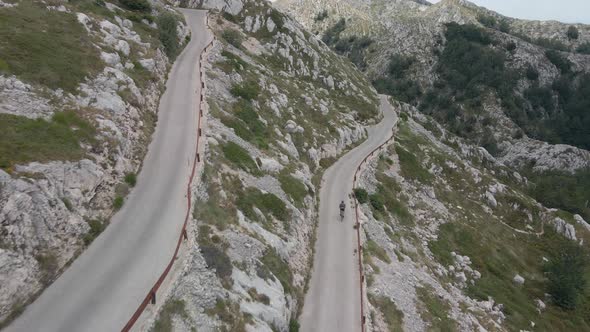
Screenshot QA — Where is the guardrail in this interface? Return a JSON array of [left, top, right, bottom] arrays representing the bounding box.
[[352, 109, 397, 332], [121, 13, 215, 332]]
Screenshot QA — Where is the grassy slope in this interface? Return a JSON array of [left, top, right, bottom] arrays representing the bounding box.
[[0, 1, 102, 92], [392, 114, 590, 331]]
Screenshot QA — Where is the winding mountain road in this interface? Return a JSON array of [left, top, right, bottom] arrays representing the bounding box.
[[300, 95, 397, 332], [5, 9, 212, 332]]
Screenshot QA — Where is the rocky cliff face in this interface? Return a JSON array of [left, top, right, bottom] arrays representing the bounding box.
[[0, 0, 188, 325], [148, 0, 380, 330]]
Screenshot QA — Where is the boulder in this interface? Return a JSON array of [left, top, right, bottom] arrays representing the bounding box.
[[100, 52, 121, 66], [553, 217, 577, 241], [115, 40, 130, 57], [513, 274, 525, 285]]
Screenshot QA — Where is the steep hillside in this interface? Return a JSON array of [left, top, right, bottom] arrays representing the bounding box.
[[357, 102, 590, 331], [0, 0, 189, 325], [277, 0, 590, 229], [149, 0, 380, 331]]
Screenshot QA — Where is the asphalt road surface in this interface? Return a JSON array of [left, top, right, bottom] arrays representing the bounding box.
[[5, 9, 212, 332], [300, 95, 397, 332]]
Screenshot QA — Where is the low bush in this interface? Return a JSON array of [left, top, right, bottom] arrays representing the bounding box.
[[222, 142, 259, 174], [228, 100, 268, 148], [365, 239, 391, 263], [354, 188, 368, 204], [416, 286, 457, 331], [35, 252, 58, 285], [369, 194, 385, 215], [230, 81, 260, 100], [369, 295, 404, 332], [314, 10, 328, 22], [576, 42, 590, 54], [526, 65, 539, 81], [395, 145, 432, 183], [152, 299, 188, 332], [113, 196, 124, 210], [322, 18, 346, 45], [546, 50, 572, 74], [158, 13, 179, 60], [289, 319, 300, 332], [535, 37, 569, 52], [237, 187, 289, 222], [567, 26, 579, 40], [279, 173, 308, 206], [124, 173, 137, 187], [222, 29, 242, 48], [119, 0, 151, 12], [248, 288, 270, 305], [528, 169, 590, 221], [545, 242, 588, 309], [201, 245, 232, 279], [260, 249, 293, 293], [83, 219, 105, 245]]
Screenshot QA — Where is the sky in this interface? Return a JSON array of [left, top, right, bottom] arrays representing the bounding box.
[[429, 0, 590, 24]]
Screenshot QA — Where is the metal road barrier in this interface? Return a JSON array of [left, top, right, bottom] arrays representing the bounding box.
[[352, 120, 397, 332]]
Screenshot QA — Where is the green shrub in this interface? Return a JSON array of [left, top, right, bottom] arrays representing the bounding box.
[[526, 65, 539, 81], [477, 14, 510, 33], [314, 10, 328, 22], [124, 173, 137, 187], [535, 37, 569, 51], [83, 219, 106, 245], [152, 299, 188, 332], [237, 187, 289, 222], [528, 169, 590, 221], [158, 13, 179, 60], [119, 0, 151, 12], [369, 295, 404, 332], [369, 194, 385, 213], [322, 18, 346, 45], [113, 196, 124, 210], [224, 100, 268, 148], [416, 286, 457, 331], [365, 239, 391, 263], [546, 50, 572, 74], [0, 112, 95, 169], [222, 29, 242, 48], [230, 81, 260, 100], [525, 86, 554, 112], [35, 252, 58, 285], [354, 188, 368, 204], [201, 244, 232, 279], [546, 242, 588, 309], [279, 173, 308, 206], [289, 319, 300, 332], [61, 197, 73, 211], [372, 54, 421, 103], [222, 142, 259, 174], [260, 249, 293, 293], [576, 42, 590, 54], [395, 145, 432, 183], [567, 26, 579, 40], [0, 2, 102, 91]]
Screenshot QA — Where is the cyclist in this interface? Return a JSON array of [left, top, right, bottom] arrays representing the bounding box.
[[339, 200, 346, 219]]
